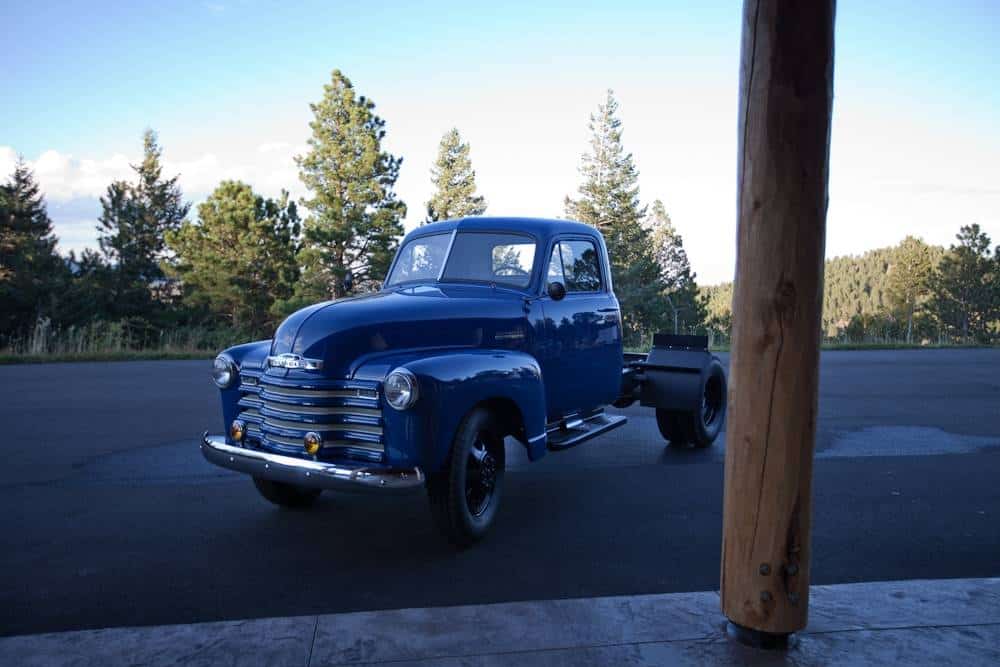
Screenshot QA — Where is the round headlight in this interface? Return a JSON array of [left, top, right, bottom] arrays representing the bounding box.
[[384, 368, 419, 410], [212, 355, 237, 388]]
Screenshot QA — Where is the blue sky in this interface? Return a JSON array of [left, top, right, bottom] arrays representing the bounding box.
[[3, 0, 998, 284]]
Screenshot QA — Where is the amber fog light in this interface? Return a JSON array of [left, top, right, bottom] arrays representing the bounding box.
[[229, 420, 246, 442], [304, 432, 322, 455]]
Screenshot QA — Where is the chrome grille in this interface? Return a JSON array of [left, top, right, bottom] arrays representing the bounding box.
[[235, 369, 383, 463]]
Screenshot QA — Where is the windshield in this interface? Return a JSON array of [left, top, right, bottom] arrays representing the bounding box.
[[385, 232, 451, 285], [386, 231, 537, 288]]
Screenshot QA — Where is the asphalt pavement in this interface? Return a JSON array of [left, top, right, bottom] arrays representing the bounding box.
[[1, 349, 998, 637]]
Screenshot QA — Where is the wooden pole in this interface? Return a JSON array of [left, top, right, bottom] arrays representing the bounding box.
[[721, 0, 835, 640]]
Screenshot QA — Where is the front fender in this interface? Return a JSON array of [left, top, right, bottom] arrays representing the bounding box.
[[365, 350, 548, 473]]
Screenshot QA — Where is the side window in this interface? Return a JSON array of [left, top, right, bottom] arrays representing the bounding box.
[[559, 240, 602, 292]]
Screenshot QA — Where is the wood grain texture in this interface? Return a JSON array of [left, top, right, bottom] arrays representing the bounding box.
[[720, 0, 836, 634]]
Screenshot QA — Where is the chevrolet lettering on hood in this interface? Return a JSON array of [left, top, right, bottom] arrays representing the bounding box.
[[199, 216, 727, 547], [266, 353, 323, 371]]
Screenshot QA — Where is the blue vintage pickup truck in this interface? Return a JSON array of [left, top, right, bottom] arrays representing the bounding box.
[[202, 217, 726, 545]]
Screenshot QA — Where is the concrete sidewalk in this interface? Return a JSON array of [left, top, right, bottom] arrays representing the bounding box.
[[3, 577, 998, 666]]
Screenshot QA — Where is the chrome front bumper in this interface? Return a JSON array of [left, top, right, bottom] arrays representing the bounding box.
[[201, 434, 424, 493]]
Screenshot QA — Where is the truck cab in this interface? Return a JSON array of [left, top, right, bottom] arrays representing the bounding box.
[[202, 217, 726, 545]]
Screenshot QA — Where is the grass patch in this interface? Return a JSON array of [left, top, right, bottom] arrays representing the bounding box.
[[820, 342, 995, 351], [0, 350, 215, 365], [0, 319, 244, 365], [3, 341, 995, 366]]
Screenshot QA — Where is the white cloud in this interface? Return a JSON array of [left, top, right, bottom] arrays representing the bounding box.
[[257, 141, 291, 154], [0, 147, 18, 180], [1, 147, 134, 200], [0, 144, 307, 255]]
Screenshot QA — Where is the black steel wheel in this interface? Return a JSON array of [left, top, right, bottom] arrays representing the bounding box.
[[465, 436, 499, 517], [252, 477, 322, 509], [700, 366, 725, 430], [427, 407, 505, 547]]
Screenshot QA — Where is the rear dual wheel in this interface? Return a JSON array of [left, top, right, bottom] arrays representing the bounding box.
[[657, 357, 727, 449]]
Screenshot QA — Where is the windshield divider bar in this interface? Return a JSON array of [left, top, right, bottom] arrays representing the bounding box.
[[437, 229, 458, 281]]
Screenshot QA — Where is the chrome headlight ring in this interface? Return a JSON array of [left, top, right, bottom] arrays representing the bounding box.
[[212, 354, 238, 388], [384, 368, 419, 410]]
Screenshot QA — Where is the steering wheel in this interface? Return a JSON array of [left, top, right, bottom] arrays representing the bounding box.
[[494, 266, 529, 278]]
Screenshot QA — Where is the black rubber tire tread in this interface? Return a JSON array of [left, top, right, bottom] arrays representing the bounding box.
[[656, 409, 688, 446], [656, 356, 727, 449], [252, 477, 322, 509], [427, 407, 505, 548]]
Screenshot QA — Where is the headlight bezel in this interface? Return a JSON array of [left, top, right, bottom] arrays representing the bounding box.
[[212, 354, 238, 389], [384, 367, 419, 410]]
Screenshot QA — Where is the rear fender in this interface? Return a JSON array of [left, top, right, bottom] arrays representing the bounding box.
[[637, 334, 716, 412]]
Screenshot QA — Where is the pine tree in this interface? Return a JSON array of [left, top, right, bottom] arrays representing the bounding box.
[[291, 69, 406, 305], [647, 200, 706, 333], [701, 282, 735, 341], [425, 128, 486, 222], [96, 129, 189, 319], [133, 129, 189, 266], [886, 236, 933, 343], [167, 181, 300, 334], [0, 158, 67, 341], [97, 179, 159, 319], [565, 90, 661, 345], [58, 248, 116, 328], [931, 224, 999, 343]]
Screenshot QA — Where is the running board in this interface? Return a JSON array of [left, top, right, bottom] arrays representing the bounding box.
[[546, 413, 628, 451]]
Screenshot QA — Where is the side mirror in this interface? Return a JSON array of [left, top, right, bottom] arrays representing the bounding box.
[[547, 281, 566, 301], [342, 271, 354, 293]]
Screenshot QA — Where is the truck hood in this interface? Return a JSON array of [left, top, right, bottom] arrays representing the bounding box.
[[270, 283, 530, 377]]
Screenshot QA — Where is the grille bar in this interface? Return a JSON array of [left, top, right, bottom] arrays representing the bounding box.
[[262, 386, 377, 400], [262, 403, 380, 418], [235, 369, 384, 463], [262, 416, 382, 434]]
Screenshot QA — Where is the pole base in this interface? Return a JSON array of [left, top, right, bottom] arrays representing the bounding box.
[[726, 621, 794, 650]]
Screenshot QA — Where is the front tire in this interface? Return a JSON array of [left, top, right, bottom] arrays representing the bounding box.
[[427, 407, 505, 547], [252, 477, 322, 509]]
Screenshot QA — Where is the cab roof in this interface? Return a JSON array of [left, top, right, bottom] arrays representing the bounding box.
[[407, 216, 600, 243]]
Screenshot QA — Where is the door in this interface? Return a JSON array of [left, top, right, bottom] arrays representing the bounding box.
[[537, 237, 622, 419]]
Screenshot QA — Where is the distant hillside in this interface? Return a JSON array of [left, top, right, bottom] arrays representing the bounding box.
[[822, 244, 946, 334], [702, 242, 947, 339]]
